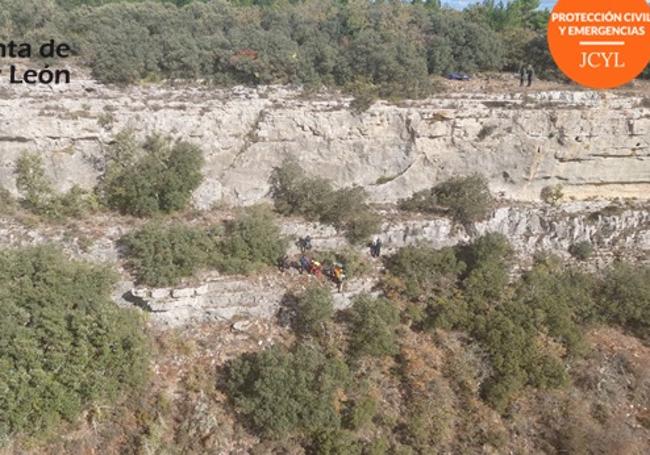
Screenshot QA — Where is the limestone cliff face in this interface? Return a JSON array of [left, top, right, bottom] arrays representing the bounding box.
[[0, 80, 648, 207]]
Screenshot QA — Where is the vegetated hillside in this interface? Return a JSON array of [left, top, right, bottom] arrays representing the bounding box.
[[1, 150, 649, 453], [1, 0, 558, 94], [4, 238, 650, 454]]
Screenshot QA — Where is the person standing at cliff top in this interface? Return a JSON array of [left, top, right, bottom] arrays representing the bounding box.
[[526, 64, 535, 87]]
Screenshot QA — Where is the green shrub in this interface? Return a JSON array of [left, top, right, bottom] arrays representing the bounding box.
[[53, 185, 100, 218], [14, 152, 98, 220], [456, 233, 513, 306], [215, 206, 288, 274], [121, 207, 287, 285], [14, 151, 51, 210], [121, 222, 212, 287], [348, 295, 400, 358], [343, 393, 377, 431], [540, 184, 564, 205], [341, 208, 381, 244], [475, 311, 538, 412], [269, 159, 332, 219], [365, 437, 391, 455], [314, 248, 372, 280], [475, 285, 573, 411], [269, 159, 379, 243], [598, 263, 650, 339], [97, 112, 114, 129], [310, 429, 363, 455], [400, 175, 495, 226], [568, 241, 593, 261], [294, 286, 334, 337], [224, 342, 349, 439], [0, 187, 16, 214], [456, 233, 513, 274], [0, 246, 148, 439], [346, 79, 380, 113], [101, 131, 204, 217], [404, 381, 453, 452], [513, 256, 595, 353], [384, 245, 465, 301], [386, 239, 580, 413]]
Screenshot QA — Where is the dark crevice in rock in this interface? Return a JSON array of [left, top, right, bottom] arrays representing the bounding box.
[[0, 136, 31, 142]]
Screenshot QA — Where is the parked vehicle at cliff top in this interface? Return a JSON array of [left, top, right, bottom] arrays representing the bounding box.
[[447, 72, 471, 81]]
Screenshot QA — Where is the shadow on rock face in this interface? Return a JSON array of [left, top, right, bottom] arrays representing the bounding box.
[[122, 290, 166, 313], [276, 292, 298, 329]]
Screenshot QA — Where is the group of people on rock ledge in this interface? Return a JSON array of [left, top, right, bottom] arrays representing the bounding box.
[[278, 236, 384, 293]]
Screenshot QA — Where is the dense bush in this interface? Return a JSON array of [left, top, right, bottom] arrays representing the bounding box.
[[342, 207, 382, 245], [348, 295, 400, 358], [314, 248, 371, 280], [101, 131, 204, 217], [268, 158, 329, 219], [293, 286, 334, 337], [122, 206, 287, 285], [403, 380, 453, 452], [269, 159, 379, 243], [457, 233, 513, 306], [310, 429, 362, 455], [400, 174, 495, 227], [0, 187, 16, 214], [598, 263, 650, 339], [540, 184, 564, 205], [121, 222, 212, 287], [0, 246, 148, 439], [569, 241, 594, 261], [394, 242, 650, 412], [215, 206, 288, 274], [14, 152, 98, 220], [384, 245, 465, 301], [384, 237, 588, 412], [513, 256, 595, 353], [224, 342, 349, 439]]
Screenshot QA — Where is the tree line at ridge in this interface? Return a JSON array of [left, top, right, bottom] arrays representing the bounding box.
[[5, 0, 646, 96]]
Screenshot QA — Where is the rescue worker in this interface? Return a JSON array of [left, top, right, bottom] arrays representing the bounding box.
[[370, 238, 383, 258], [299, 255, 310, 274], [309, 260, 322, 278], [297, 235, 313, 253], [332, 263, 346, 293], [278, 255, 290, 272]]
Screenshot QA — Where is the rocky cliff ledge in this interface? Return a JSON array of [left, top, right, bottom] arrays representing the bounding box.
[[0, 81, 648, 207], [1, 201, 647, 327]]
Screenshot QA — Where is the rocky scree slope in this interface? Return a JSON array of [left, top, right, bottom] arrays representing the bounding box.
[[0, 80, 648, 206]]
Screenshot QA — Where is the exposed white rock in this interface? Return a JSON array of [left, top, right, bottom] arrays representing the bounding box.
[[232, 320, 253, 332], [172, 287, 196, 299], [131, 288, 149, 299], [0, 81, 647, 207], [150, 288, 171, 299]]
